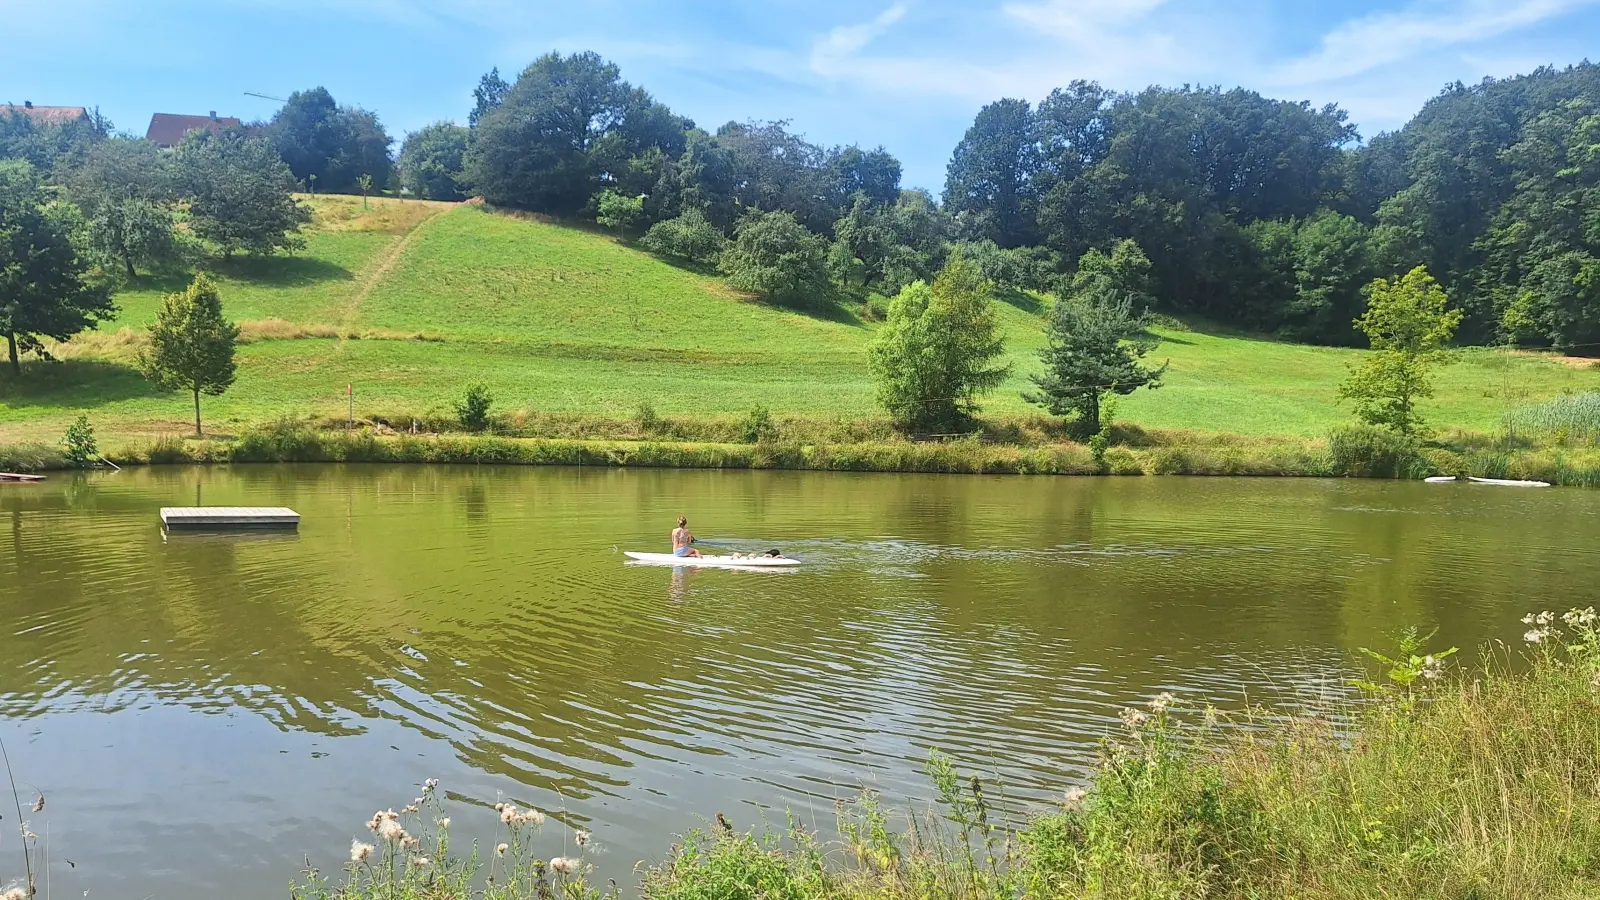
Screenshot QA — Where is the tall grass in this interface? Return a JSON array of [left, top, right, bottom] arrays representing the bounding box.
[[1507, 391, 1600, 445]]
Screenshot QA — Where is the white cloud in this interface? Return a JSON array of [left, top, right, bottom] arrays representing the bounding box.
[[1002, 0, 1169, 38], [1274, 0, 1600, 85], [812, 2, 911, 63]]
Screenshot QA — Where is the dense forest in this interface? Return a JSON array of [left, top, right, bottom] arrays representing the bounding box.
[[3, 53, 1599, 354]]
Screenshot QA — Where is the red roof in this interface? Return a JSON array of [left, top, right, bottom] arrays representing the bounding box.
[[146, 112, 243, 148], [2, 104, 89, 126]]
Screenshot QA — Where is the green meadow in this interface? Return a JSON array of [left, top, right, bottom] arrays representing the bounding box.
[[2, 194, 1596, 447]]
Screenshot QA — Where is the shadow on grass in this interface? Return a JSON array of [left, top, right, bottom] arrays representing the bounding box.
[[995, 287, 1045, 316], [0, 359, 165, 409], [214, 254, 355, 287]]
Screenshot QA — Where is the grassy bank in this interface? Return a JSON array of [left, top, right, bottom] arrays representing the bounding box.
[[6, 417, 1600, 485], [2, 195, 1598, 447], [271, 610, 1600, 900]]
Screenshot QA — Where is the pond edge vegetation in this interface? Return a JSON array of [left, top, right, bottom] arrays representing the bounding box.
[[6, 413, 1600, 487]]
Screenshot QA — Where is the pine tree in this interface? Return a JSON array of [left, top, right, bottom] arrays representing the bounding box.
[[141, 273, 239, 435]]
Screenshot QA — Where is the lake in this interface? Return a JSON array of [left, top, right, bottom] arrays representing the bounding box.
[[3, 466, 1598, 898]]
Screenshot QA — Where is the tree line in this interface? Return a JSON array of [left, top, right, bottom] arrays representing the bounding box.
[[1, 52, 1595, 440], [410, 54, 1600, 355]]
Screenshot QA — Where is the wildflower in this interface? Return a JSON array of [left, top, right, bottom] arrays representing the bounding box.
[[1525, 629, 1549, 644], [1118, 707, 1149, 729], [1563, 607, 1598, 627], [401, 835, 421, 851], [1063, 786, 1087, 808], [1419, 654, 1445, 681], [1147, 692, 1176, 713], [3, 887, 27, 900], [410, 856, 431, 868], [350, 840, 375, 864], [575, 830, 591, 847], [495, 842, 509, 857], [368, 809, 399, 832], [423, 778, 439, 793], [1536, 611, 1555, 626], [549, 857, 578, 875], [403, 805, 419, 814], [23, 831, 37, 842], [438, 818, 451, 830], [500, 804, 518, 825], [32, 796, 44, 813], [1522, 613, 1537, 625]]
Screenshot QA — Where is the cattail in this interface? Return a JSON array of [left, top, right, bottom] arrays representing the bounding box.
[[350, 840, 375, 864]]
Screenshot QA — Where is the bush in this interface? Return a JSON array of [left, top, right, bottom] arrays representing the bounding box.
[[738, 404, 778, 444], [639, 208, 727, 265], [1328, 424, 1422, 478], [454, 383, 493, 432], [146, 434, 190, 465], [61, 414, 97, 468], [635, 402, 662, 437]]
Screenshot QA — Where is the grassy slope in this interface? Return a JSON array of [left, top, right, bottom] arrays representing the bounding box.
[[1, 194, 1596, 445]]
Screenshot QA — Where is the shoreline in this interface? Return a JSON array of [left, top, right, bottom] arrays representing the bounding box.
[[6, 425, 1599, 485]]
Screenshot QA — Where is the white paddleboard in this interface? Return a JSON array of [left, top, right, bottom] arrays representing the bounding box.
[[624, 551, 801, 569], [1467, 476, 1551, 488]]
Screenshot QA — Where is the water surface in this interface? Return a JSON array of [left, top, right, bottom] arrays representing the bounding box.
[[3, 466, 1597, 897]]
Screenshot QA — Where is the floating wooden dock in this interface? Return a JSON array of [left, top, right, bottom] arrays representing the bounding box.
[[0, 472, 45, 483], [160, 507, 300, 530]]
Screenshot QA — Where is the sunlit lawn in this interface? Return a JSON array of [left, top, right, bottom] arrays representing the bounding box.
[[2, 197, 1596, 445]]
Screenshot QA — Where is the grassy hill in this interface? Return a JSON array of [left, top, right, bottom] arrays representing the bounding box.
[[1, 194, 1596, 447]]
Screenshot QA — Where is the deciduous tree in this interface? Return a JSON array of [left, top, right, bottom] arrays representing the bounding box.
[[1338, 266, 1461, 434], [869, 251, 1009, 433], [141, 273, 239, 435], [398, 122, 470, 200], [719, 210, 832, 308], [0, 161, 115, 374], [176, 128, 311, 259], [269, 87, 394, 193]]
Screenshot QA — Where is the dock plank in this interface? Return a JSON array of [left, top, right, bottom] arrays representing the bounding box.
[[160, 506, 300, 529]]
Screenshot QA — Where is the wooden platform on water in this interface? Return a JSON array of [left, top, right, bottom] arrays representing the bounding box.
[[0, 472, 45, 483], [160, 507, 300, 530]]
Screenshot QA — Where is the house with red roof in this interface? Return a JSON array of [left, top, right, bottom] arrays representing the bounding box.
[[146, 111, 243, 149]]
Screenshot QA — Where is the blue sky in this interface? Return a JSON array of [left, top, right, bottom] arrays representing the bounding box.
[[4, 0, 1598, 190]]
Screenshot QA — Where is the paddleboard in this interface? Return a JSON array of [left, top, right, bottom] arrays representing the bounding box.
[[1467, 476, 1551, 488], [624, 551, 801, 569]]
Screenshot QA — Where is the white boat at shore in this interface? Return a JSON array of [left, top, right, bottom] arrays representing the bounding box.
[[1467, 476, 1552, 488], [1425, 475, 1552, 487]]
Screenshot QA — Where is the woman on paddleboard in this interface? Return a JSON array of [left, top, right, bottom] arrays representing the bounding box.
[[672, 516, 702, 558]]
